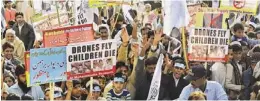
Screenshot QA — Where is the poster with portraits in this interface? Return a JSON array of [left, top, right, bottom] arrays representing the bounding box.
[[66, 40, 117, 80], [188, 28, 230, 62]]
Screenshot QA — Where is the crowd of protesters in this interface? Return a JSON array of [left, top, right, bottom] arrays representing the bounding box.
[[1, 0, 260, 100]]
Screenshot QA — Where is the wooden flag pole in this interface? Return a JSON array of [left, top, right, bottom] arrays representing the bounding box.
[[49, 82, 55, 101], [181, 27, 189, 69], [55, 1, 61, 26]]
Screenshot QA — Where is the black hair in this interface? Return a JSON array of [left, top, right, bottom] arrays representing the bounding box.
[[15, 12, 24, 17], [233, 23, 244, 32], [21, 94, 34, 100], [116, 61, 126, 69], [8, 20, 15, 26], [231, 44, 242, 52], [99, 26, 108, 32], [147, 30, 155, 39], [2, 42, 14, 51], [114, 72, 127, 82], [253, 46, 260, 52], [6, 93, 20, 100], [248, 32, 256, 39], [145, 57, 158, 67], [15, 64, 25, 76], [4, 74, 15, 83], [4, 1, 12, 5]]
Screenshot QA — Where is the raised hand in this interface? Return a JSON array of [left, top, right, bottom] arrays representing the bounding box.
[[153, 27, 163, 46], [121, 27, 130, 43], [66, 80, 73, 91]]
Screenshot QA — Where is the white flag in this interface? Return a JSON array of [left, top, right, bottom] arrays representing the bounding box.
[[122, 4, 134, 24], [147, 54, 164, 100], [163, 0, 190, 36]]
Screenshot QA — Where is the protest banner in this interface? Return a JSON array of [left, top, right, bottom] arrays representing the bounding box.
[[188, 28, 230, 62], [88, 0, 131, 8], [31, 12, 70, 36], [24, 51, 31, 87], [187, 3, 201, 27], [43, 24, 94, 48], [66, 40, 117, 80], [220, 0, 258, 14], [29, 47, 67, 86], [195, 12, 229, 29]]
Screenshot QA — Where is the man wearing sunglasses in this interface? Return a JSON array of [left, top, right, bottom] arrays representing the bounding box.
[[179, 65, 228, 100]]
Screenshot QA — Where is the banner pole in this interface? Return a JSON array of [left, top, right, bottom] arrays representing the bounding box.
[[55, 1, 61, 26], [49, 82, 54, 101], [181, 27, 189, 69]]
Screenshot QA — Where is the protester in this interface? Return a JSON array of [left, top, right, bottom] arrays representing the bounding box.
[[2, 29, 25, 62], [231, 23, 260, 47], [106, 72, 131, 100], [12, 12, 35, 50], [188, 91, 207, 100], [211, 45, 233, 87], [4, 1, 16, 25], [4, 74, 15, 87], [65, 80, 87, 100], [86, 84, 105, 100], [179, 65, 228, 100], [160, 56, 189, 100], [225, 43, 244, 100], [2, 1, 260, 100], [2, 42, 21, 75], [7, 65, 44, 100], [243, 52, 260, 99]]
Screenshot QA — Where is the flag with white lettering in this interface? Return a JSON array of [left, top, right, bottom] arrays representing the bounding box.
[[147, 54, 164, 100]]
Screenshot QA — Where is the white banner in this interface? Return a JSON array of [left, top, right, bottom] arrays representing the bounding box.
[[66, 40, 118, 80], [147, 54, 164, 100]]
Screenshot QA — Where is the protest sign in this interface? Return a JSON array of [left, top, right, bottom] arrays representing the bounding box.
[[66, 40, 117, 80], [220, 0, 258, 14], [43, 24, 94, 48], [187, 3, 201, 27], [31, 12, 70, 36], [195, 12, 229, 29], [88, 0, 131, 8], [188, 28, 230, 62], [24, 51, 30, 87], [29, 47, 67, 85]]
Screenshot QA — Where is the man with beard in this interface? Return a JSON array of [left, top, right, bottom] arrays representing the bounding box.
[[8, 65, 44, 100], [160, 57, 189, 100]]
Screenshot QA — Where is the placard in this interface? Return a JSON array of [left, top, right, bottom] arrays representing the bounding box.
[[188, 28, 230, 62], [66, 40, 117, 80], [29, 47, 67, 85], [43, 24, 94, 47]]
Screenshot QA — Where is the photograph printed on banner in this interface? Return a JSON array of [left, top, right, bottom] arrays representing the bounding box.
[[83, 61, 92, 73], [93, 60, 104, 72], [191, 45, 208, 58], [208, 45, 226, 58], [104, 58, 113, 70], [71, 62, 92, 74], [203, 13, 223, 28]]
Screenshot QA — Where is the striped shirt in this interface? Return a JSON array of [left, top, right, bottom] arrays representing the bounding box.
[[106, 89, 131, 100]]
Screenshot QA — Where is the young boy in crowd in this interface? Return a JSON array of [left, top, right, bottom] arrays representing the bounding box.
[[231, 23, 260, 47], [106, 73, 131, 100]]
